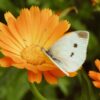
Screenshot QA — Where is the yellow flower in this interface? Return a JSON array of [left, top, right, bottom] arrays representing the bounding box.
[[0, 6, 70, 84], [89, 59, 100, 88]]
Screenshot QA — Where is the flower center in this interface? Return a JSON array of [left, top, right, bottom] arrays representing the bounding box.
[[21, 45, 45, 65]]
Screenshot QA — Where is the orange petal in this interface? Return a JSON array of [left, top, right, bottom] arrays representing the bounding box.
[[1, 49, 25, 63], [4, 12, 25, 48], [39, 15, 59, 47], [12, 63, 26, 69], [0, 57, 13, 67], [16, 9, 33, 46], [93, 81, 100, 88], [0, 32, 22, 52], [43, 71, 58, 84], [13, 63, 38, 73], [95, 59, 100, 71], [37, 63, 57, 71], [4, 12, 16, 21], [89, 71, 100, 81], [0, 22, 23, 50], [29, 6, 41, 45], [28, 71, 42, 83], [49, 68, 65, 77], [44, 20, 70, 49], [25, 64, 38, 73], [68, 72, 78, 77], [35, 8, 52, 44], [0, 40, 20, 55]]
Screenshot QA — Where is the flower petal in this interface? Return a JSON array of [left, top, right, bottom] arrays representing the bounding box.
[[39, 14, 59, 47], [12, 63, 26, 69], [68, 72, 78, 77], [44, 20, 70, 49], [89, 71, 100, 81], [4, 12, 25, 48], [0, 32, 22, 52], [1, 49, 25, 63], [37, 63, 57, 71], [16, 9, 33, 46], [49, 68, 65, 77], [29, 6, 41, 45], [95, 59, 100, 71], [0, 57, 13, 67], [25, 64, 39, 73], [12, 63, 38, 73], [28, 71, 42, 83], [43, 71, 58, 84], [0, 22, 23, 50], [0, 40, 20, 55], [36, 8, 52, 45], [93, 81, 100, 88]]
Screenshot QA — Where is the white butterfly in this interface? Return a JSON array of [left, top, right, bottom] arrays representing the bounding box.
[[42, 31, 89, 76]]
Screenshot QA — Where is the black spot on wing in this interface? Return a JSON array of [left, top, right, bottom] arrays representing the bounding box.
[[73, 43, 78, 48], [70, 52, 74, 57]]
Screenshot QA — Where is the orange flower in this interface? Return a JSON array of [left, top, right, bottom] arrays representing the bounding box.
[[89, 59, 100, 88], [0, 6, 70, 84]]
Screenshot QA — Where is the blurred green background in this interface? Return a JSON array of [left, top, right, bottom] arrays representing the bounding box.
[[0, 0, 100, 100]]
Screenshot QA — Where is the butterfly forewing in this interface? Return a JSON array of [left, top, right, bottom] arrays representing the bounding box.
[[43, 31, 89, 75]]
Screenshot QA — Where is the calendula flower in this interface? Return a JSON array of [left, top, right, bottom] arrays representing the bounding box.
[[89, 59, 100, 88], [0, 6, 71, 84]]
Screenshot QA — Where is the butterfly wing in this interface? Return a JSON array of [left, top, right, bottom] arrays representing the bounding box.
[[42, 31, 89, 75]]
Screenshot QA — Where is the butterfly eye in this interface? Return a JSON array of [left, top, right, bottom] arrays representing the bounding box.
[[70, 52, 74, 57], [73, 43, 78, 48]]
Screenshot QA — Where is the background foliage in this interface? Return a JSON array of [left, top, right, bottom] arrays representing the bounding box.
[[0, 0, 100, 100]]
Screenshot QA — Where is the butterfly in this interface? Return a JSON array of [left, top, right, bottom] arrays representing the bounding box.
[[42, 31, 89, 76]]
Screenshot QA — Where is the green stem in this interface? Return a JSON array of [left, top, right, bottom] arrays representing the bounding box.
[[29, 83, 46, 100]]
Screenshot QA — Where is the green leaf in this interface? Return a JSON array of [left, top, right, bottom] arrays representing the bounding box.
[[27, 0, 40, 6], [0, 0, 19, 14], [87, 32, 100, 60], [0, 68, 29, 100]]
